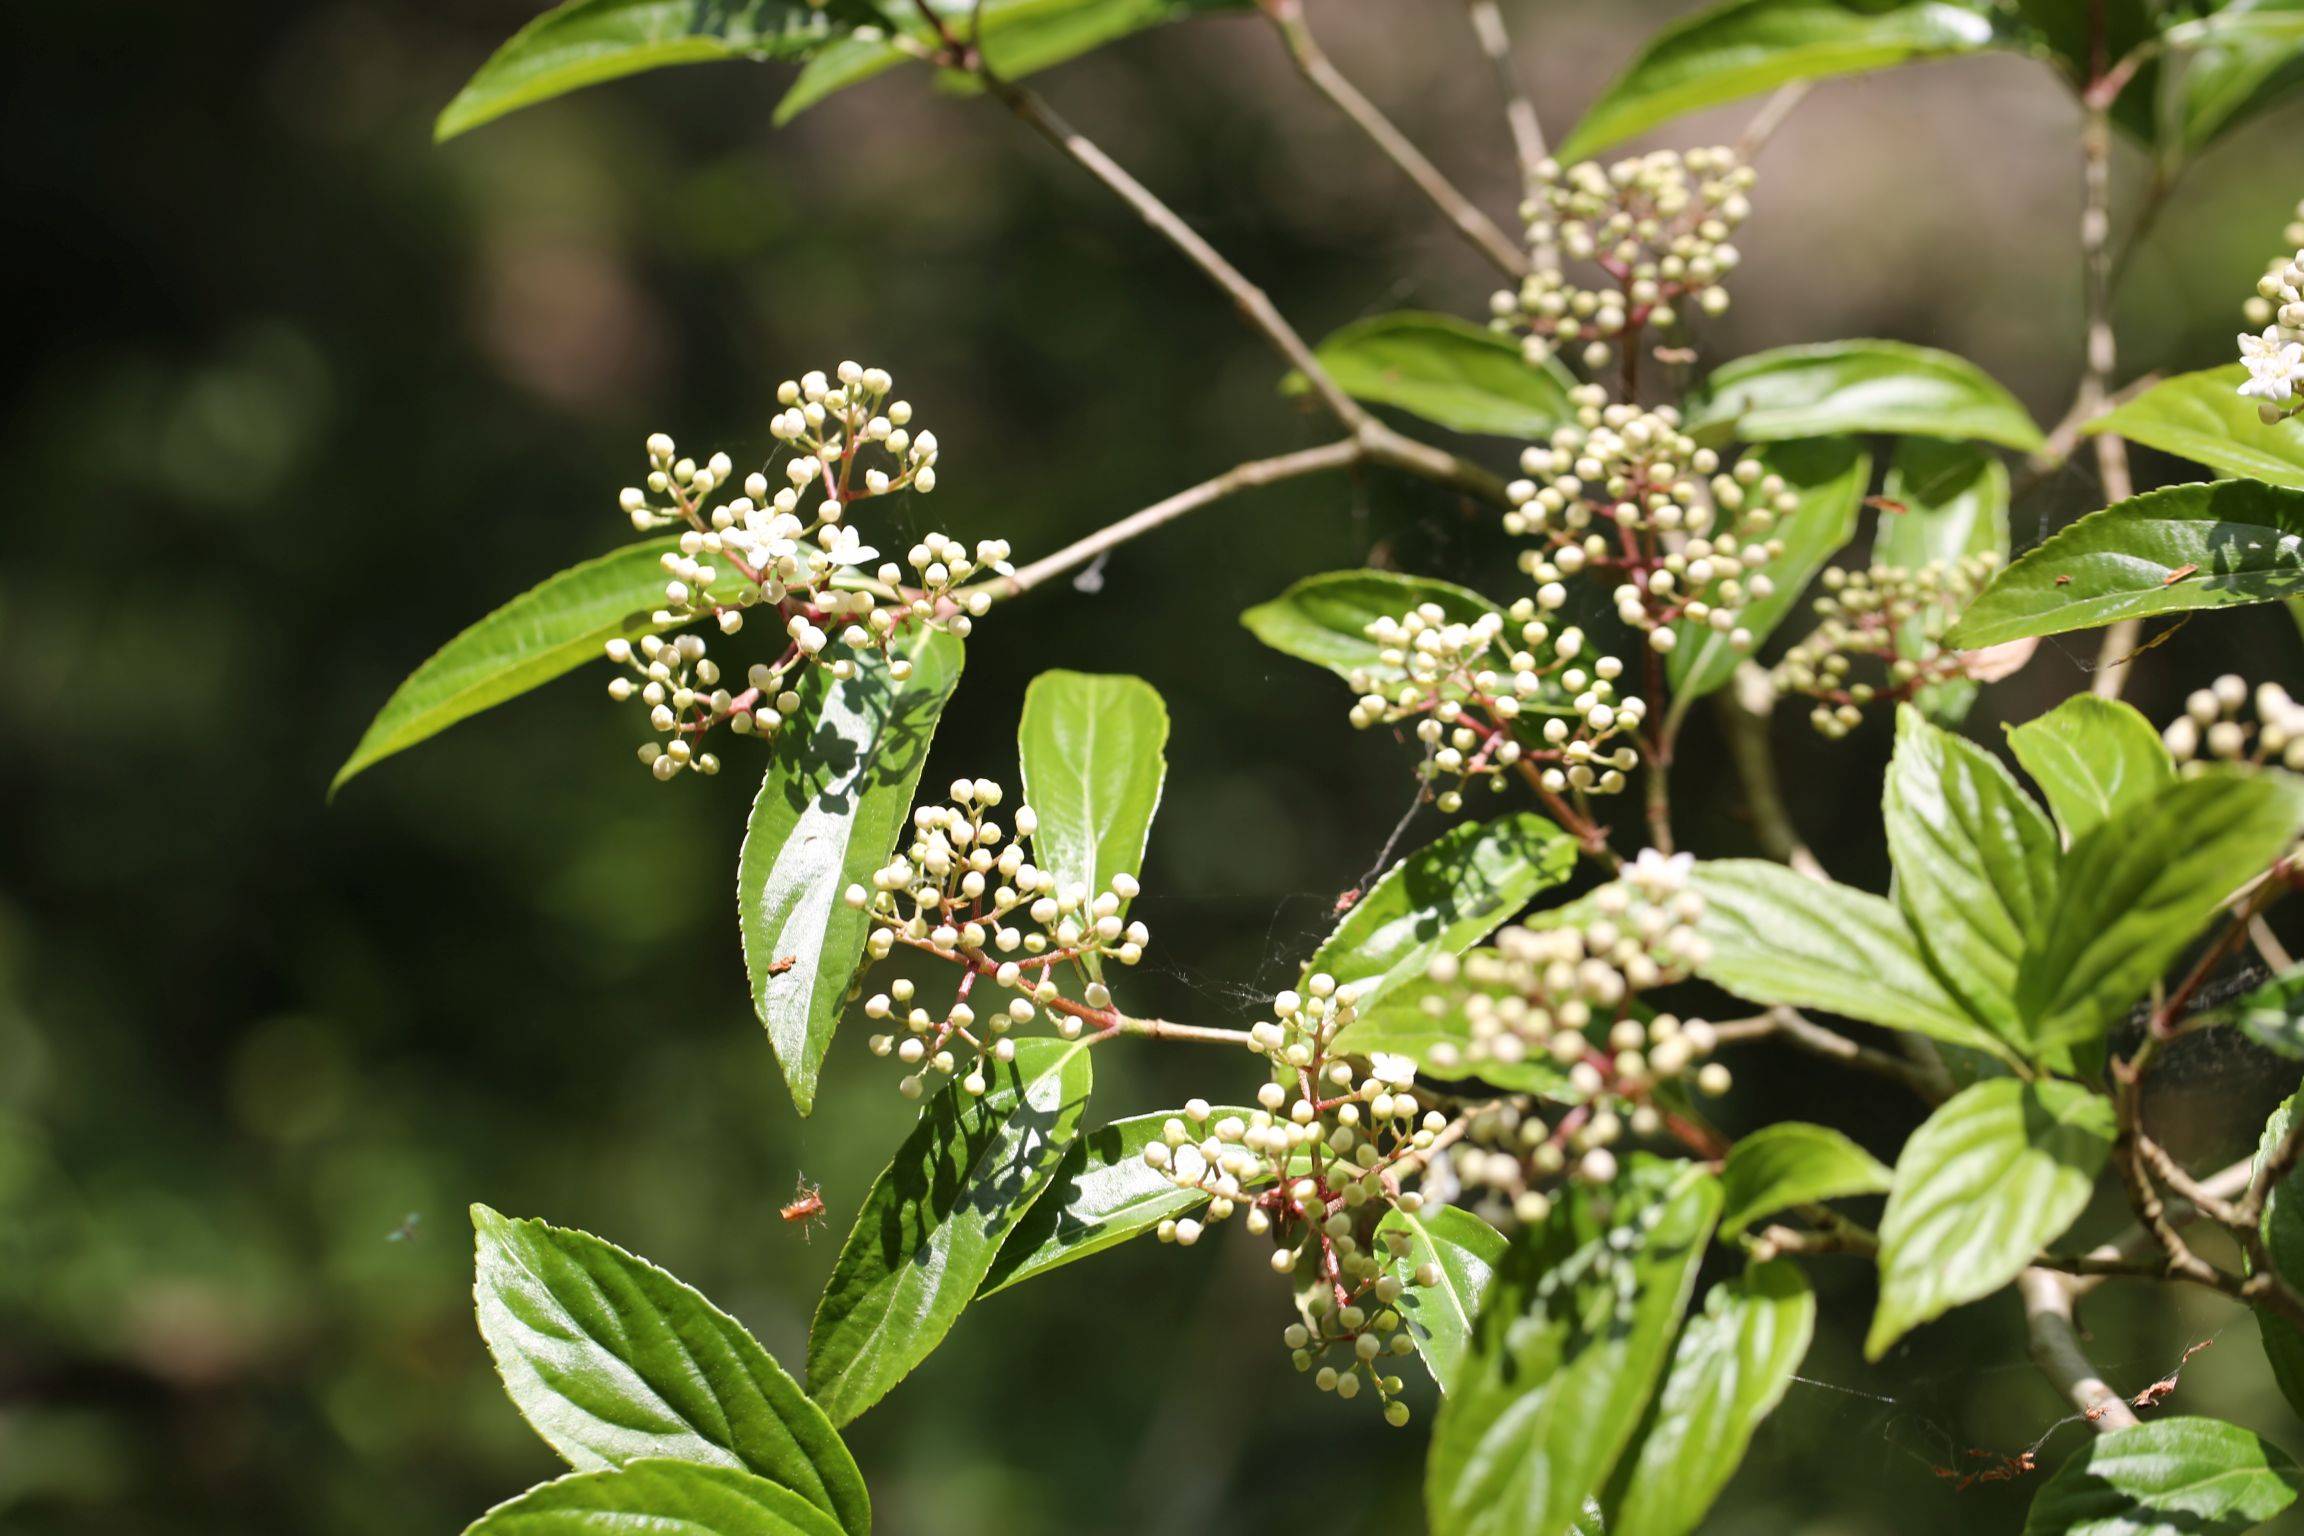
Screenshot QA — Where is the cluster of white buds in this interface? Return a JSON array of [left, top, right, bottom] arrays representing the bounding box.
[[1493, 147, 1752, 373], [1774, 554, 2001, 737], [1135, 975, 1448, 1424], [1409, 851, 1723, 1226], [603, 365, 1014, 779], [2239, 200, 2304, 420], [842, 777, 1149, 1098], [1346, 602, 1643, 810], [605, 632, 737, 780], [1505, 388, 1787, 651], [2164, 675, 2304, 774]]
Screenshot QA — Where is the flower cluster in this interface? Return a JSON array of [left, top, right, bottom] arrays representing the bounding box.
[[604, 364, 1013, 777], [2164, 675, 2304, 774], [1505, 389, 1788, 651], [2239, 199, 2304, 418], [1773, 554, 2001, 737], [842, 777, 1149, 1097], [1413, 852, 1726, 1226], [1493, 147, 1752, 373], [1346, 601, 1643, 811], [1138, 975, 1445, 1425]]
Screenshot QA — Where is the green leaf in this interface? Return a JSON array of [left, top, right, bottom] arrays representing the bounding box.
[[1718, 1123, 1892, 1237], [1690, 340, 2045, 453], [1329, 964, 1575, 1096], [334, 538, 702, 794], [2015, 768, 2304, 1050], [980, 1106, 1259, 1295], [2208, 965, 2304, 1057], [740, 633, 964, 1116], [2172, 1, 2304, 155], [1601, 1261, 1816, 1536], [1558, 0, 1998, 162], [1015, 670, 1168, 981], [774, 0, 1248, 123], [463, 1460, 849, 1536], [1428, 1163, 1722, 1536], [469, 1209, 867, 1535], [1671, 436, 1870, 700], [1884, 707, 2061, 1047], [2005, 694, 2176, 846], [1879, 436, 2011, 720], [1283, 312, 1577, 438], [1308, 813, 1579, 1009], [809, 1037, 1092, 1425], [1378, 1204, 1509, 1396], [2087, 367, 2304, 490], [2021, 1416, 2303, 1536], [1684, 859, 2011, 1056], [1241, 569, 1501, 685], [2255, 1092, 2304, 1419], [438, 0, 868, 142], [1946, 480, 2304, 649], [1867, 1079, 2114, 1358], [2008, 0, 2159, 141]]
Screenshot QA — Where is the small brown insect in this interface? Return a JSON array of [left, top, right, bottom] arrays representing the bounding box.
[[767, 954, 798, 976], [2164, 562, 2200, 586], [2055, 574, 2074, 586], [1332, 887, 1363, 915], [780, 1175, 827, 1240], [1864, 495, 1910, 516]]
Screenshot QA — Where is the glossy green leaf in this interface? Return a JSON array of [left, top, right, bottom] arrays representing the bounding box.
[[980, 1106, 1258, 1295], [1884, 707, 2060, 1046], [740, 633, 963, 1115], [1283, 312, 1577, 438], [1718, 1122, 1892, 1237], [774, 0, 1248, 123], [1378, 1204, 1509, 1396], [1867, 1079, 2114, 1358], [2173, 1, 2304, 154], [809, 1038, 1092, 1425], [470, 1209, 867, 1535], [2004, 694, 2176, 845], [1016, 670, 1167, 978], [2015, 768, 2304, 1050], [335, 537, 702, 794], [1602, 1261, 1816, 1536], [1684, 858, 2010, 1056], [1558, 0, 1998, 161], [1329, 964, 1574, 1096], [1308, 813, 1578, 1010], [2255, 1092, 2304, 1419], [1671, 437, 1869, 700], [2087, 366, 2304, 489], [1946, 480, 2304, 649], [1690, 340, 2045, 453], [438, 0, 867, 141], [463, 1460, 849, 1536], [1428, 1163, 1721, 1536], [2021, 1416, 2303, 1536], [1241, 569, 1500, 684]]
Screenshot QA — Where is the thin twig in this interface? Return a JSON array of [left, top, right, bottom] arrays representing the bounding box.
[[1263, 0, 1527, 278], [1736, 82, 1811, 160], [1461, 0, 1546, 187], [1709, 1007, 1939, 1096], [980, 441, 1364, 602], [1714, 663, 1828, 881], [2077, 56, 2141, 697]]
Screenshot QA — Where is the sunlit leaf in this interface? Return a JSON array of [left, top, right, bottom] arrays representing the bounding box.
[[809, 1038, 1092, 1425], [1330, 963, 1575, 1096], [2003, 694, 2175, 845], [1946, 480, 2304, 649], [1559, 0, 1999, 161], [1016, 670, 1167, 980], [2087, 367, 2304, 489], [2021, 1416, 2303, 1536], [1879, 436, 2010, 722], [1690, 340, 2044, 453], [1717, 1122, 1892, 1237], [1378, 1204, 1509, 1396], [740, 633, 965, 1115], [1241, 569, 1501, 683], [470, 1209, 868, 1534], [1867, 1079, 2113, 1358], [1284, 312, 1577, 438], [463, 1460, 849, 1536]]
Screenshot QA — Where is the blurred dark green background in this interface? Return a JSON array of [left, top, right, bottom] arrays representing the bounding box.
[[10, 2, 2304, 1531]]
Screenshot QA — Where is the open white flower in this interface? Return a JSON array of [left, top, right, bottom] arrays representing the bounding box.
[[2237, 327, 2304, 402], [821, 525, 879, 568]]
